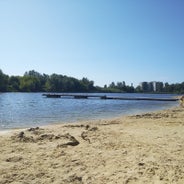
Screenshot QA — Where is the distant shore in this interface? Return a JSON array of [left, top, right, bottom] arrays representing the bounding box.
[[1, 105, 184, 183]]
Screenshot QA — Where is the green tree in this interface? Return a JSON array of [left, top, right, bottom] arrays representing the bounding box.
[[8, 76, 20, 91], [81, 78, 95, 91], [24, 70, 47, 91], [0, 69, 8, 92], [109, 82, 116, 89], [19, 76, 41, 92]]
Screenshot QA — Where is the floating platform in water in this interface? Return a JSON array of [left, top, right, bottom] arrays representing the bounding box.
[[42, 94, 179, 102]]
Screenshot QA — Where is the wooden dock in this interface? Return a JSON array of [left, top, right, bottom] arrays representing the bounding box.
[[42, 94, 179, 102]]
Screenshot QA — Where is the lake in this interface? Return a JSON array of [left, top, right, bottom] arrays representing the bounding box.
[[0, 93, 178, 130]]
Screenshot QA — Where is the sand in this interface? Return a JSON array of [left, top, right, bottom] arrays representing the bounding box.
[[0, 106, 184, 184]]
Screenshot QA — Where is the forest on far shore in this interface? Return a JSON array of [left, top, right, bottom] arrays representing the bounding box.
[[0, 69, 184, 94]]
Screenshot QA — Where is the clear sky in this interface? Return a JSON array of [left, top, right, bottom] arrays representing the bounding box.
[[0, 0, 184, 87]]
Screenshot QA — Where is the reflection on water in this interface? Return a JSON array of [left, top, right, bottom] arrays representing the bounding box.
[[0, 93, 178, 129]]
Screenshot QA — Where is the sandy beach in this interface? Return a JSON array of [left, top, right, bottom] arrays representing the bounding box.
[[0, 106, 184, 184]]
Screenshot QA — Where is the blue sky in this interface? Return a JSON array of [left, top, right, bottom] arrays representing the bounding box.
[[0, 0, 184, 87]]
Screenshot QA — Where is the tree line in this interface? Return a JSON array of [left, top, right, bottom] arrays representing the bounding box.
[[0, 69, 184, 93], [0, 69, 97, 92]]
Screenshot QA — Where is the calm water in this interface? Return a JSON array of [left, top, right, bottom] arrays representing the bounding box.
[[0, 93, 178, 130]]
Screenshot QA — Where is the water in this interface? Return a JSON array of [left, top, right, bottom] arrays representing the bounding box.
[[0, 93, 178, 130]]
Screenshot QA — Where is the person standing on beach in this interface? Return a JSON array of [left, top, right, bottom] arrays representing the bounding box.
[[179, 96, 184, 107]]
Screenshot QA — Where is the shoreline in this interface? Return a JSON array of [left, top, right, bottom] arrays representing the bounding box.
[[1, 105, 184, 183], [0, 102, 179, 134], [0, 93, 179, 132]]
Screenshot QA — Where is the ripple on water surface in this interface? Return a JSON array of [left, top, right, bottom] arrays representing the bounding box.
[[0, 93, 178, 129]]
